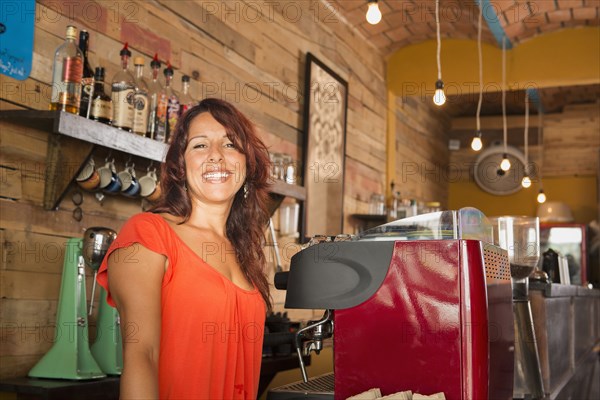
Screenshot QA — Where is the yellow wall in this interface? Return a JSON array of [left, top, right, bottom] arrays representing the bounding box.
[[448, 176, 597, 223]]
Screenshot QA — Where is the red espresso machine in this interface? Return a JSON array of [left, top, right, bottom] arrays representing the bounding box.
[[269, 208, 514, 400]]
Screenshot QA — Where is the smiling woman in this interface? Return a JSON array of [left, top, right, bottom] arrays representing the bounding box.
[[96, 98, 273, 399]]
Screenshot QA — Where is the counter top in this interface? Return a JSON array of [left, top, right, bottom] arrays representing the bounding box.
[[529, 282, 600, 298]]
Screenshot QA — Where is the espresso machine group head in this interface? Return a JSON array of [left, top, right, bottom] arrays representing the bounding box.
[[269, 208, 515, 400]]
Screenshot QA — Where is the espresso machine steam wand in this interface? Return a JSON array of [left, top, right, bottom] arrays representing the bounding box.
[[295, 309, 333, 382]]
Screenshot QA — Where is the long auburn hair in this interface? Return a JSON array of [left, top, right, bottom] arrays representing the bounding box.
[[152, 98, 272, 309]]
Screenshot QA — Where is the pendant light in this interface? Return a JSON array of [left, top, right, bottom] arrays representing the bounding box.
[[433, 0, 445, 106], [536, 111, 547, 203], [521, 92, 531, 188], [500, 36, 511, 172], [471, 3, 484, 151], [366, 1, 382, 25]]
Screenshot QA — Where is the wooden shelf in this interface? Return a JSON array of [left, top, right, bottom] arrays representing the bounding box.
[[0, 110, 168, 162], [270, 179, 306, 201], [0, 110, 306, 212]]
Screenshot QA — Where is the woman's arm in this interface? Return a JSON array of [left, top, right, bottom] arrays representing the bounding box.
[[107, 243, 166, 400]]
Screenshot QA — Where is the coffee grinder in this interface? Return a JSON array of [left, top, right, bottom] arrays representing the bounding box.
[[491, 216, 545, 399], [84, 227, 123, 375], [28, 235, 106, 379]]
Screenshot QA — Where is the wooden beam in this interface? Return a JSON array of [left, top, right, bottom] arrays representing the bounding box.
[[452, 114, 542, 131]]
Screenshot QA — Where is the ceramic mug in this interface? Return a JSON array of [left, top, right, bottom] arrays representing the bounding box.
[[139, 168, 161, 202], [118, 165, 141, 197], [76, 159, 100, 191], [98, 159, 122, 194]]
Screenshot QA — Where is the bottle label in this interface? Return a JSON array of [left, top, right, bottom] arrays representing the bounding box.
[[91, 98, 113, 120], [80, 77, 95, 117], [111, 84, 134, 128], [132, 92, 149, 134], [62, 57, 83, 83], [154, 93, 168, 142], [58, 91, 79, 108], [82, 77, 94, 96], [167, 96, 180, 133]]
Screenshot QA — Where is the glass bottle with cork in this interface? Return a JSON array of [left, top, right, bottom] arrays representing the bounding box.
[[146, 54, 163, 140], [78, 30, 94, 118], [90, 67, 112, 125], [132, 57, 149, 136], [111, 42, 135, 132], [49, 25, 83, 114], [179, 75, 195, 116]]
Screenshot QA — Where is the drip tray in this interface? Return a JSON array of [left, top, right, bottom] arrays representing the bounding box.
[[267, 372, 334, 399]]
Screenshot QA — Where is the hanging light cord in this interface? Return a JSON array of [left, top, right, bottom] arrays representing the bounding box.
[[524, 91, 529, 169], [537, 111, 543, 185], [436, 0, 442, 81], [476, 4, 483, 132], [502, 36, 507, 154]]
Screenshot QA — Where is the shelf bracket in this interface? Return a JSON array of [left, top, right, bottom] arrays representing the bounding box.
[[44, 133, 93, 210]]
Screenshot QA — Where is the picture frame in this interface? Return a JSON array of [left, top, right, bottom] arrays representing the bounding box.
[[300, 52, 348, 240]]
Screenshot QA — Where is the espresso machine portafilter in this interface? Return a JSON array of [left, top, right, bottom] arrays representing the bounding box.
[[295, 309, 333, 382]]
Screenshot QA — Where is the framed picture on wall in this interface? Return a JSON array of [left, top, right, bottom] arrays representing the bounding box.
[[300, 52, 348, 240]]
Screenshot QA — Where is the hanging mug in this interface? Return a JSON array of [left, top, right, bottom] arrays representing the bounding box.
[[76, 158, 101, 191], [118, 164, 141, 198], [98, 159, 121, 194], [139, 168, 161, 202]]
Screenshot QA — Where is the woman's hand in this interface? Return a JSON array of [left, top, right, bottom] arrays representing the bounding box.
[[107, 243, 166, 399]]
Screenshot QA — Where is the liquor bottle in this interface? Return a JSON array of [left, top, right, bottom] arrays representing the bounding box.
[[49, 25, 83, 114], [132, 57, 149, 136], [111, 42, 135, 131], [78, 30, 94, 118], [179, 75, 195, 115], [90, 67, 113, 125], [147, 54, 163, 140], [164, 63, 180, 142]]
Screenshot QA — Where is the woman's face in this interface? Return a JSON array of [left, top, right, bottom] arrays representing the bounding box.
[[184, 112, 247, 207]]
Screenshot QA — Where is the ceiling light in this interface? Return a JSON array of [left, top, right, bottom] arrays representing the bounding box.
[[521, 92, 531, 189], [537, 189, 546, 204], [472, 4, 484, 151], [501, 35, 510, 171], [433, 0, 445, 106], [471, 131, 483, 151], [433, 79, 446, 106], [500, 153, 511, 171], [366, 1, 382, 25]]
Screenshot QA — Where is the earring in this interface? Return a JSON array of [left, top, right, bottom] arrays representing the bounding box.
[[243, 183, 248, 199], [183, 182, 188, 192]]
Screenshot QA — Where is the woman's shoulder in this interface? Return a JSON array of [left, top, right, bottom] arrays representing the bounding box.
[[125, 212, 176, 226], [119, 212, 171, 237]]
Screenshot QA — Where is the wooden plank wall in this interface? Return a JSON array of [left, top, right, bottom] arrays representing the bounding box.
[[448, 102, 600, 180], [389, 94, 451, 206], [0, 0, 403, 379]]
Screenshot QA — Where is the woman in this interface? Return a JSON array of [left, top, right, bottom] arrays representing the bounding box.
[[96, 98, 272, 399]]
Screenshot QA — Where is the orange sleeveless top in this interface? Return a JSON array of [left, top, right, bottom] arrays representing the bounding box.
[[96, 213, 266, 399]]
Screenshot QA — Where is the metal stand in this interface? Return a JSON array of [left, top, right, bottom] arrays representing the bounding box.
[[28, 239, 106, 380], [513, 279, 545, 399]]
